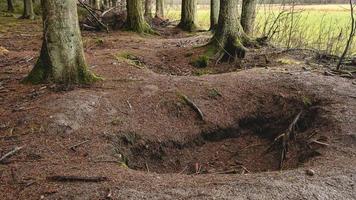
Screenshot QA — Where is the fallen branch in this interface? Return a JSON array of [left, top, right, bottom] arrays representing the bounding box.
[[47, 175, 108, 182], [0, 146, 23, 164], [78, 0, 109, 33], [180, 94, 204, 121]]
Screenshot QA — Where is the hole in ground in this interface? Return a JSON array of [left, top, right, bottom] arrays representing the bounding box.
[[116, 100, 328, 175]]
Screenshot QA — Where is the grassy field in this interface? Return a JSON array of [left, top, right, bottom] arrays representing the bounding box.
[[166, 4, 355, 56]]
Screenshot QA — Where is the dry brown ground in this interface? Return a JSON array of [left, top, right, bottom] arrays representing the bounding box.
[[0, 17, 355, 200]]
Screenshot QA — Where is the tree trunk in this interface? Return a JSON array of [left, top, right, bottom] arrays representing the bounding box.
[[210, 0, 219, 31], [241, 0, 257, 35], [126, 0, 153, 33], [22, 0, 35, 19], [144, 0, 154, 19], [210, 0, 251, 61], [24, 0, 99, 84], [7, 0, 14, 12], [95, 0, 101, 10], [155, 0, 164, 18], [178, 0, 197, 32], [112, 0, 118, 7]]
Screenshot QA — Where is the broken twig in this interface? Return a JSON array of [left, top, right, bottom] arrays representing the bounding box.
[[69, 140, 90, 151], [309, 140, 329, 147], [0, 146, 23, 164]]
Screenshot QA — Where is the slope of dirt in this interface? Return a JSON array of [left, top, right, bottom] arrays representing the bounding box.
[[0, 17, 355, 200]]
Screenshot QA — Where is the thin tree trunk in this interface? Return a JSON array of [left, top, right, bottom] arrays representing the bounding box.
[[7, 0, 14, 12], [144, 0, 154, 19], [241, 0, 257, 35], [178, 0, 197, 32], [24, 0, 99, 84], [112, 0, 117, 7], [210, 0, 251, 61], [155, 0, 164, 18], [210, 0, 219, 31], [126, 0, 153, 33], [95, 0, 101, 9], [22, 0, 35, 20]]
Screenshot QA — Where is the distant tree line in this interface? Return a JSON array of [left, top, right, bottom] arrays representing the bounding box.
[[166, 0, 350, 5]]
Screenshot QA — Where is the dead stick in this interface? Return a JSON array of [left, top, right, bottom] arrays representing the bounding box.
[[0, 146, 23, 163], [69, 140, 90, 151], [178, 166, 188, 174], [145, 162, 150, 173], [180, 94, 204, 121], [241, 165, 251, 173], [309, 140, 330, 146], [47, 176, 108, 182]]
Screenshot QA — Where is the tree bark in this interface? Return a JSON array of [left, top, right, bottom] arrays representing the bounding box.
[[144, 0, 154, 19], [126, 0, 153, 33], [210, 0, 251, 61], [155, 0, 164, 18], [7, 0, 14, 12], [24, 0, 99, 84], [210, 0, 219, 31], [241, 0, 257, 35], [22, 0, 35, 19], [178, 0, 197, 32]]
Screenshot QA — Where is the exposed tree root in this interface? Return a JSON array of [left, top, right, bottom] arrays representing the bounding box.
[[265, 111, 303, 169], [177, 21, 198, 32]]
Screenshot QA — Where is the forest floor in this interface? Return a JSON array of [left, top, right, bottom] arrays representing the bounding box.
[[0, 17, 355, 200]]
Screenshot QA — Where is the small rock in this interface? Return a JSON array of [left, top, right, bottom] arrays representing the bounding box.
[[305, 169, 315, 176]]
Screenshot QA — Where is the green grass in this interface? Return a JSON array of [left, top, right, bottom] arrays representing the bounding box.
[[166, 4, 355, 56]]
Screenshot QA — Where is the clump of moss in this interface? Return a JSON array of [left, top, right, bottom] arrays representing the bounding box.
[[113, 51, 144, 68], [191, 55, 209, 68], [277, 58, 301, 65], [208, 88, 222, 99], [184, 52, 193, 57], [111, 117, 125, 126], [302, 96, 313, 107], [95, 38, 104, 45], [193, 68, 212, 76]]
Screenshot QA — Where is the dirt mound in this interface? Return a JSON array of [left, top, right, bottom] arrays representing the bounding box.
[[0, 18, 355, 199]]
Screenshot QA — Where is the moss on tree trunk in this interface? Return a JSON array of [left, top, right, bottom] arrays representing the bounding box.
[[126, 0, 154, 33], [210, 0, 219, 31], [241, 0, 257, 35], [155, 0, 164, 18], [178, 0, 197, 32], [21, 0, 35, 20], [208, 0, 252, 62], [23, 0, 99, 85]]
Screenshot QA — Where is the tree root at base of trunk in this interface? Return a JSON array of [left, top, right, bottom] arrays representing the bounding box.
[[177, 21, 198, 32]]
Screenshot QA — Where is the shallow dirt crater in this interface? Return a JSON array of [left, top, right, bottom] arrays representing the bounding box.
[[113, 95, 332, 175]]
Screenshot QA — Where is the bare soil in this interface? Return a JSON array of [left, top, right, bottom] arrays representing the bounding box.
[[0, 17, 355, 200]]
